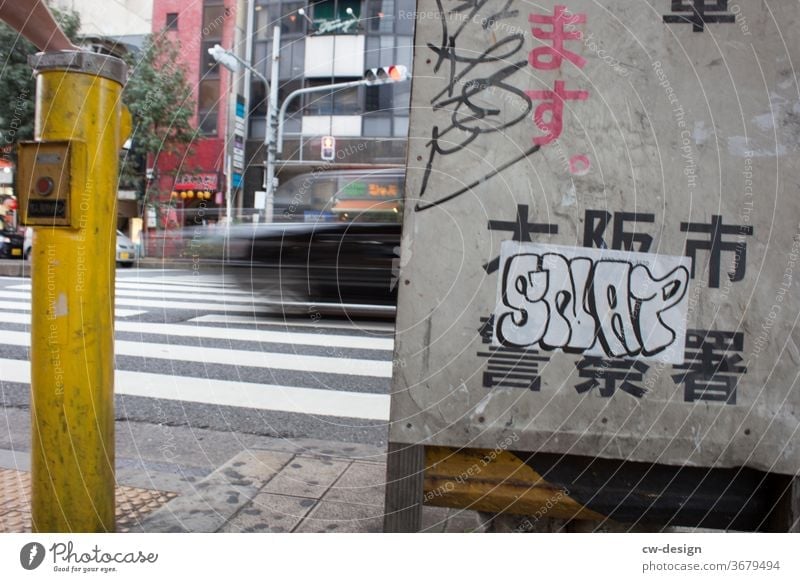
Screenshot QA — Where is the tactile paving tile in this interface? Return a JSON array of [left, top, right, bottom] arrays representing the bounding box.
[[0, 468, 178, 532]]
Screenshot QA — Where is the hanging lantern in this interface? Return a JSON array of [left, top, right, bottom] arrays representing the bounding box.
[[180, 191, 187, 199], [170, 191, 178, 198], [187, 190, 195, 199]]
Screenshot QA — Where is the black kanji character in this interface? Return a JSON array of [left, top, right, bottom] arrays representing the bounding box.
[[478, 315, 548, 391], [583, 210, 655, 252], [663, 0, 735, 32], [681, 215, 753, 288], [575, 357, 649, 398], [484, 204, 558, 274], [672, 329, 746, 404]]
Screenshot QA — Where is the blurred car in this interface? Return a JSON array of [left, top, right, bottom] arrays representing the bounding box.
[[0, 226, 24, 259], [227, 221, 402, 306], [115, 230, 136, 267], [23, 228, 136, 267]]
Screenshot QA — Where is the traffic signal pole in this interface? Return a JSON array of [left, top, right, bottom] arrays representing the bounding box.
[[275, 66, 410, 158], [17, 51, 130, 532]]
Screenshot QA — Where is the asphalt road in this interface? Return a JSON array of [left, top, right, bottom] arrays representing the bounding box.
[[0, 268, 395, 446]]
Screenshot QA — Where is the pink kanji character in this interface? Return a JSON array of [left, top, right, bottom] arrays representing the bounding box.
[[529, 5, 587, 70], [526, 80, 589, 146]]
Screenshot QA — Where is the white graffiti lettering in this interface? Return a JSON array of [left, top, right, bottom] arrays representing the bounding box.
[[494, 243, 691, 364]]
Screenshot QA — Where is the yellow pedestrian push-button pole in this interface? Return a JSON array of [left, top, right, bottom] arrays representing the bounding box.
[[16, 51, 130, 532]]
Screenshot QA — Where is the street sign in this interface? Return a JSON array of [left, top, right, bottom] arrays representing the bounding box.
[[391, 0, 800, 475], [232, 95, 245, 189]]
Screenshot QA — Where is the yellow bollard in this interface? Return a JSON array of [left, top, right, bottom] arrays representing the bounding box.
[[16, 52, 129, 532]]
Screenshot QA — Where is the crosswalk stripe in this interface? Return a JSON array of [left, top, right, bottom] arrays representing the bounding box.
[[115, 280, 250, 293], [1, 331, 391, 377], [0, 290, 264, 314], [8, 281, 251, 295], [119, 275, 242, 286], [1, 287, 261, 305], [0, 314, 393, 349], [113, 320, 393, 350], [0, 357, 389, 421], [0, 300, 145, 318], [190, 314, 396, 333]]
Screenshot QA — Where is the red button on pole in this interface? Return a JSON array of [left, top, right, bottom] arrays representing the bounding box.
[[35, 176, 54, 196]]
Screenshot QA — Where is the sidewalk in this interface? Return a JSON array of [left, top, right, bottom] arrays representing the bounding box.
[[0, 409, 482, 533]]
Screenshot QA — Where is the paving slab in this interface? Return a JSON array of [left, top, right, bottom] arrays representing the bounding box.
[[263, 455, 350, 499], [137, 450, 293, 532], [295, 500, 384, 533], [323, 461, 386, 507], [221, 492, 317, 533]]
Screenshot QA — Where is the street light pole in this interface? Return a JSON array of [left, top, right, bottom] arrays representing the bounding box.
[[264, 26, 280, 223], [209, 28, 280, 222]]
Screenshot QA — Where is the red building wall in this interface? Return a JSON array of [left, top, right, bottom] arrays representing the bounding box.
[[150, 0, 237, 223]]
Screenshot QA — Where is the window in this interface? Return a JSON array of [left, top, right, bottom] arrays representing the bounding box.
[[365, 84, 392, 113], [166, 12, 178, 30], [202, 6, 228, 38], [279, 80, 303, 115], [201, 41, 221, 77], [281, 2, 306, 35], [198, 80, 221, 112], [310, 0, 361, 34], [304, 78, 360, 115], [255, 2, 306, 38], [366, 0, 393, 33], [198, 110, 218, 135], [250, 80, 267, 116]]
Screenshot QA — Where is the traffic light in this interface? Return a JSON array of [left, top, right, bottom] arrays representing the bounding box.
[[363, 65, 409, 85], [321, 135, 336, 161]]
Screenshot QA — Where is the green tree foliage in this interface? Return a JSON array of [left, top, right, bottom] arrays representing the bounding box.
[[122, 32, 196, 193], [0, 6, 80, 146]]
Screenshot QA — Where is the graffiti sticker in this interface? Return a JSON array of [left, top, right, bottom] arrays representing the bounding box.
[[494, 241, 692, 364]]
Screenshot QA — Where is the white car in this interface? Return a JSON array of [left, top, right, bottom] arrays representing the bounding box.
[[25, 228, 136, 267]]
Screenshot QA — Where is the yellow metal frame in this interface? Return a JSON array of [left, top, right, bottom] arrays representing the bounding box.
[[424, 446, 605, 522], [27, 61, 128, 532]]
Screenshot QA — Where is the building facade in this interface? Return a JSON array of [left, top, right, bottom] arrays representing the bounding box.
[[242, 0, 414, 214], [149, 0, 242, 233], [149, 0, 413, 226]]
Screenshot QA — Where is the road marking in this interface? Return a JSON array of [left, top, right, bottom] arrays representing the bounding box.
[[5, 285, 257, 303], [0, 358, 389, 421], [1, 330, 391, 377], [190, 314, 396, 333], [0, 300, 145, 318], [0, 312, 394, 348], [8, 281, 248, 293], [0, 290, 265, 314]]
